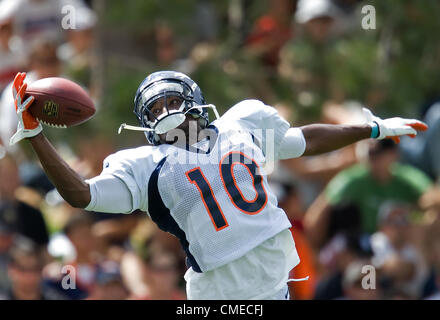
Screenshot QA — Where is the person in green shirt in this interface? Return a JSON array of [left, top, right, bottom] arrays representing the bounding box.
[[304, 139, 432, 248]]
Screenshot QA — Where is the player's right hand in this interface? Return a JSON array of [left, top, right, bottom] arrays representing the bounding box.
[[10, 72, 42, 145]]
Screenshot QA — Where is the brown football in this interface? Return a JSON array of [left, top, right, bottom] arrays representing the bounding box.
[[26, 77, 95, 128]]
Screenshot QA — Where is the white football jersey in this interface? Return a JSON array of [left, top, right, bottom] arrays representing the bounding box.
[[88, 99, 301, 272]]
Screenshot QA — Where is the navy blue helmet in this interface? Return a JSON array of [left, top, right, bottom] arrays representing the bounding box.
[[133, 71, 210, 145]]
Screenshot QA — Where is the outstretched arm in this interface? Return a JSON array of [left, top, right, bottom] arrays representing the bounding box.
[[301, 123, 371, 156], [299, 108, 428, 157], [28, 133, 91, 208], [29, 132, 135, 213]]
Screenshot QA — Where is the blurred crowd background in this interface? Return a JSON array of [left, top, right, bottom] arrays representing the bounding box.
[[0, 0, 440, 300]]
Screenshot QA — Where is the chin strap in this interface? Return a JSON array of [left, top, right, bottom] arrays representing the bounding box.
[[118, 123, 154, 134], [184, 104, 220, 119], [287, 276, 310, 282]]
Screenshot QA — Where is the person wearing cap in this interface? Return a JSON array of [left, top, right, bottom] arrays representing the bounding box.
[[278, 0, 343, 122], [57, 6, 97, 91], [304, 139, 433, 248], [1, 0, 89, 50], [295, 0, 342, 42]]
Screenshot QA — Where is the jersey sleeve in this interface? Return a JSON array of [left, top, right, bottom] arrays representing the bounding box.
[[220, 99, 292, 161], [85, 174, 134, 214], [85, 147, 153, 214], [278, 128, 306, 159]]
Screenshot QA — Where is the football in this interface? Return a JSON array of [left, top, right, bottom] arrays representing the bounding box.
[[26, 77, 95, 128]]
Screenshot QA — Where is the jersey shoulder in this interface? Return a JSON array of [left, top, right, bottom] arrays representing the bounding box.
[[218, 99, 278, 128], [102, 145, 166, 177], [103, 145, 153, 166]]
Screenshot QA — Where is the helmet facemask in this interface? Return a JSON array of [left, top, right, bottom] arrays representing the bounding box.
[[136, 80, 207, 142], [119, 71, 219, 145]]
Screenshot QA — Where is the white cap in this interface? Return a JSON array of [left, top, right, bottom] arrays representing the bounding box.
[[295, 0, 341, 24], [0, 0, 21, 25], [74, 6, 97, 30]]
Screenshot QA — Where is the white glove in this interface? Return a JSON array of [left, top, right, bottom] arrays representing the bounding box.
[[10, 73, 42, 145], [363, 107, 428, 144]]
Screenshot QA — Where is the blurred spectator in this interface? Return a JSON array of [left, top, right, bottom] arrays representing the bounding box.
[[73, 134, 115, 179], [58, 5, 97, 92], [1, 236, 65, 299], [86, 261, 129, 300], [2, 0, 88, 51], [325, 202, 363, 247], [62, 212, 99, 290], [0, 39, 61, 150], [328, 0, 364, 35], [43, 212, 101, 299], [141, 249, 186, 300], [122, 240, 185, 300], [25, 38, 61, 79], [304, 139, 433, 248], [0, 205, 16, 293], [424, 223, 440, 300], [194, 0, 219, 43], [155, 21, 176, 67], [332, 0, 361, 14], [0, 154, 49, 247], [245, 0, 296, 68], [400, 101, 440, 182], [419, 185, 440, 216], [278, 0, 341, 121], [140, 221, 187, 276], [0, 1, 23, 92], [120, 250, 149, 299], [340, 259, 382, 300], [295, 0, 341, 40], [371, 202, 428, 299], [92, 211, 143, 264], [313, 231, 372, 299]]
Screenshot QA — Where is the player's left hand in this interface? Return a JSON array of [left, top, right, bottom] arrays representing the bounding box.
[[10, 72, 42, 145], [363, 107, 428, 144]]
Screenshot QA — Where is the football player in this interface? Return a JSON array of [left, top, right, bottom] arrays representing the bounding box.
[[10, 71, 427, 300]]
